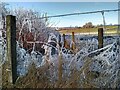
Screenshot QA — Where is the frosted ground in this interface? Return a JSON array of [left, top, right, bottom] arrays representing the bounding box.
[[16, 34, 120, 88], [0, 29, 120, 87]]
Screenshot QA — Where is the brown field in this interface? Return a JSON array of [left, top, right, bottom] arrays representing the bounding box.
[[57, 26, 120, 35]]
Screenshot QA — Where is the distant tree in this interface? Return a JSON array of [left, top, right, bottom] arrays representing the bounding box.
[[75, 26, 81, 28], [75, 26, 78, 28], [83, 22, 94, 28], [109, 23, 112, 26], [97, 24, 100, 27], [99, 24, 103, 26]]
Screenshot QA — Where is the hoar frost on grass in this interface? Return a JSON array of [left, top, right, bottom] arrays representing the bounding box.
[[1, 12, 120, 87], [16, 32, 120, 87], [0, 28, 118, 87], [1, 26, 120, 88], [0, 3, 120, 87]]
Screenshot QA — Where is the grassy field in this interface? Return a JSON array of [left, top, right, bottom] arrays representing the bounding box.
[[58, 26, 120, 35]]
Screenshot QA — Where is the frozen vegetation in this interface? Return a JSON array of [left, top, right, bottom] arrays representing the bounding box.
[[9, 32, 120, 88], [0, 3, 120, 88]]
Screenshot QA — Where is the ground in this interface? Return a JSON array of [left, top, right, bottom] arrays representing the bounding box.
[[58, 26, 119, 35]]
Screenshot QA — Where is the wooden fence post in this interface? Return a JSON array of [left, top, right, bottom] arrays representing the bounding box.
[[63, 34, 65, 47], [72, 32, 75, 50], [58, 51, 62, 86], [6, 15, 17, 84], [98, 28, 103, 49]]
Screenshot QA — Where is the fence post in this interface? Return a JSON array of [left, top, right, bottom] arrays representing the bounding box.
[[6, 15, 17, 84], [58, 51, 62, 86], [71, 32, 75, 50], [98, 28, 103, 49], [63, 34, 65, 47]]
